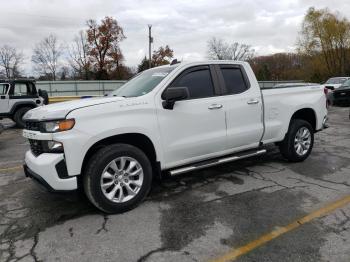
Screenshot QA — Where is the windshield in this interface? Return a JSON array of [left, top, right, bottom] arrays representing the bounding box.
[[325, 78, 348, 84], [340, 79, 350, 88], [111, 66, 175, 97]]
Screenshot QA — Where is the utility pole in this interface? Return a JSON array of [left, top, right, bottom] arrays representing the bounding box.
[[148, 24, 153, 69]]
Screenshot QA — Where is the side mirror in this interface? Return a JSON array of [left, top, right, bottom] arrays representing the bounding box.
[[162, 87, 189, 110]]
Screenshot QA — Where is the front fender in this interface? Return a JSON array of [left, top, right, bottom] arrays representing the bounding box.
[[54, 101, 162, 176]]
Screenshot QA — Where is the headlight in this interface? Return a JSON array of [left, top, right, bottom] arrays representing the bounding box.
[[41, 119, 75, 133]]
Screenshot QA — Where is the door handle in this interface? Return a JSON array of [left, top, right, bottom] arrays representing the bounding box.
[[247, 99, 259, 105], [208, 104, 223, 110]]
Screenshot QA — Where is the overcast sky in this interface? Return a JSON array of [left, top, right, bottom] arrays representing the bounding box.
[[1, 0, 350, 75]]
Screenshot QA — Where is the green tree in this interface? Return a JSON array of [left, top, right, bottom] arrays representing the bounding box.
[[298, 7, 350, 76], [137, 56, 149, 72]]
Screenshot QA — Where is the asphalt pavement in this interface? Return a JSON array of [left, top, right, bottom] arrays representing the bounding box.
[[0, 106, 349, 262]]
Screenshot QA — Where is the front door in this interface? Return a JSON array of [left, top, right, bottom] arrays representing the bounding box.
[[157, 65, 227, 168]]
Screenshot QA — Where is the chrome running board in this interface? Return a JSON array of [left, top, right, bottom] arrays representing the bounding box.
[[169, 149, 267, 176]]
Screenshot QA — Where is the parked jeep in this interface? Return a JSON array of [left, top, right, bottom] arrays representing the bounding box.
[[0, 79, 48, 127]]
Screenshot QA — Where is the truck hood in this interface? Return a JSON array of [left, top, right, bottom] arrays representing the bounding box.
[[334, 85, 350, 91], [23, 96, 125, 121], [324, 83, 342, 89]]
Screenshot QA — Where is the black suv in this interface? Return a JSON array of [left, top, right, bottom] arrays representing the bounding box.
[[332, 79, 350, 106]]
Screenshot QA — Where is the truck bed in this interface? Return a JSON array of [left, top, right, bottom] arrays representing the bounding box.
[[261, 84, 327, 144]]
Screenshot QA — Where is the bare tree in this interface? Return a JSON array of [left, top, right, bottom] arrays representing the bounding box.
[[207, 37, 255, 61], [32, 34, 62, 80], [0, 45, 24, 79], [68, 31, 91, 79]]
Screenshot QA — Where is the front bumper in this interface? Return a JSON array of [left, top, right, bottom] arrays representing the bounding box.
[[333, 97, 350, 105], [24, 150, 77, 192]]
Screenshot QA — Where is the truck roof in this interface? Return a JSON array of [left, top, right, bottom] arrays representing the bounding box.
[[0, 79, 36, 84], [158, 60, 247, 70]]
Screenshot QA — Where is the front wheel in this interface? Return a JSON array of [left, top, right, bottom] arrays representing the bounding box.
[[83, 144, 153, 213], [279, 119, 314, 162]]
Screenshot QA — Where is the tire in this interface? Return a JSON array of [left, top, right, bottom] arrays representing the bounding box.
[[279, 119, 314, 162], [13, 107, 32, 128], [83, 144, 153, 214]]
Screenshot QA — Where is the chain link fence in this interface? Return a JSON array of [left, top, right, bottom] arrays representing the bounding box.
[[36, 80, 126, 97]]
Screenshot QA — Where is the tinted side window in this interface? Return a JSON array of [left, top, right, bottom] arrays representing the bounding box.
[[174, 68, 214, 99], [221, 67, 248, 94]]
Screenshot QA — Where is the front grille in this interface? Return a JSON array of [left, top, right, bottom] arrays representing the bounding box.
[[334, 90, 350, 99], [25, 121, 40, 131], [29, 139, 44, 156]]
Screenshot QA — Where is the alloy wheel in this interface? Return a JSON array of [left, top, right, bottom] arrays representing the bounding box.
[[294, 127, 311, 156], [100, 156, 144, 203]]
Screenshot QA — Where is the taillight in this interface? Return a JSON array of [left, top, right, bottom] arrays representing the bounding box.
[[324, 87, 328, 95]]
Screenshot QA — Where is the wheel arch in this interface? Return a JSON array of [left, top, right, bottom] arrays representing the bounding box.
[[10, 101, 37, 116], [81, 133, 160, 178], [290, 108, 317, 131]]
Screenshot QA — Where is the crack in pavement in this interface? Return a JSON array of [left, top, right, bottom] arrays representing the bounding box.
[[30, 233, 39, 262], [136, 247, 199, 262], [286, 177, 341, 191], [247, 169, 289, 189], [306, 176, 350, 188], [95, 214, 109, 234], [5, 239, 15, 262], [137, 247, 169, 262]]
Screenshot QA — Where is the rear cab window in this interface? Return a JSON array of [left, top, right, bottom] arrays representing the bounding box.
[[219, 65, 249, 95]]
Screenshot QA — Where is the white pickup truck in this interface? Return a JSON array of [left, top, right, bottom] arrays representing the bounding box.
[[22, 61, 328, 213]]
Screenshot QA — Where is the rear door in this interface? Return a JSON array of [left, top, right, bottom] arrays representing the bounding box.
[[216, 64, 264, 151], [156, 65, 227, 168], [0, 83, 10, 113]]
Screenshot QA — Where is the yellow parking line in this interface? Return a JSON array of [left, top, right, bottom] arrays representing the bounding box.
[[0, 165, 23, 173], [211, 194, 350, 262]]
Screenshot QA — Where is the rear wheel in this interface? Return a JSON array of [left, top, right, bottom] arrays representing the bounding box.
[[83, 144, 153, 213], [13, 107, 32, 128], [279, 119, 314, 162]]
